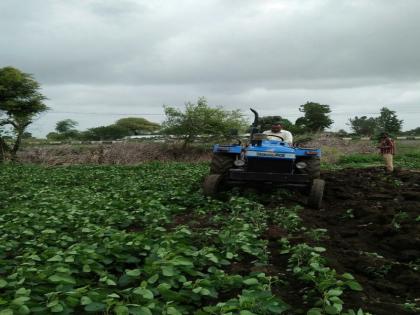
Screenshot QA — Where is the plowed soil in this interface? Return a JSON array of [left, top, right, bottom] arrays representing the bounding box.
[[169, 166, 420, 313], [277, 167, 420, 314]]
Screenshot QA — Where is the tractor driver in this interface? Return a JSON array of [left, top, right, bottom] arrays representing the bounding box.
[[263, 123, 293, 144]]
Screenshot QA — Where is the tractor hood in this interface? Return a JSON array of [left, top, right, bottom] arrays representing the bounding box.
[[246, 140, 296, 159]]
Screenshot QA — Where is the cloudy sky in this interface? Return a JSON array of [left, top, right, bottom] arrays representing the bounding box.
[[1, 0, 420, 136]]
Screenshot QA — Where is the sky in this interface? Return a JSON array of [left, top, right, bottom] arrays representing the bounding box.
[[1, 0, 420, 137]]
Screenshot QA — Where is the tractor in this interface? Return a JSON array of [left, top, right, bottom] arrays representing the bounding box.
[[203, 108, 325, 209]]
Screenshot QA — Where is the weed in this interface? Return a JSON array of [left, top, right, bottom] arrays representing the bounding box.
[[279, 239, 365, 315], [359, 251, 384, 259], [403, 301, 420, 312], [391, 179, 403, 187], [341, 209, 355, 220], [304, 228, 329, 242], [272, 206, 303, 232], [366, 263, 393, 278], [408, 259, 420, 272], [391, 211, 409, 230]]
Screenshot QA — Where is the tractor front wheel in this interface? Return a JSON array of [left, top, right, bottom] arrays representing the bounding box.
[[203, 174, 223, 197], [210, 154, 235, 175], [308, 179, 325, 209], [298, 157, 320, 179]]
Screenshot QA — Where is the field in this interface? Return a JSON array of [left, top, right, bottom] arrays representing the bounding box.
[[16, 138, 420, 168], [324, 141, 420, 170], [1, 161, 420, 315]]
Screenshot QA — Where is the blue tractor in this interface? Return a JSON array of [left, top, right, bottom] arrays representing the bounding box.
[[203, 108, 325, 209]]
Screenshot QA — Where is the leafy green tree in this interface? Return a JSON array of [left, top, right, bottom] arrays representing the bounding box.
[[401, 127, 420, 136], [115, 117, 160, 135], [162, 97, 247, 147], [55, 119, 78, 133], [348, 116, 378, 136], [46, 131, 66, 141], [336, 129, 349, 137], [46, 132, 59, 141], [0, 66, 48, 161], [376, 107, 403, 134], [295, 102, 333, 132], [48, 119, 80, 140], [259, 116, 294, 132], [258, 115, 306, 135], [21, 132, 33, 140], [82, 124, 129, 140]]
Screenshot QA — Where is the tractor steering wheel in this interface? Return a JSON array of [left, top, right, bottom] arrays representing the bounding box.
[[268, 135, 285, 141]]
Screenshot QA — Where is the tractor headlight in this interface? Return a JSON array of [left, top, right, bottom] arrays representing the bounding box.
[[296, 161, 307, 169], [234, 159, 246, 167]]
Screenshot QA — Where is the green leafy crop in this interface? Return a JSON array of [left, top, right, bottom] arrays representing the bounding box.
[[0, 163, 287, 314]]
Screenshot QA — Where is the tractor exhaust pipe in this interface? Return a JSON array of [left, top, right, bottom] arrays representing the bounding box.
[[250, 108, 260, 139], [250, 108, 261, 146], [250, 108, 259, 128]]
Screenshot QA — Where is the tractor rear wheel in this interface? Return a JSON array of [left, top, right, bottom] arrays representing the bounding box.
[[210, 154, 235, 175], [308, 179, 325, 209], [203, 174, 223, 197]]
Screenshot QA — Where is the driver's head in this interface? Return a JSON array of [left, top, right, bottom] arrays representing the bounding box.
[[271, 123, 282, 133]]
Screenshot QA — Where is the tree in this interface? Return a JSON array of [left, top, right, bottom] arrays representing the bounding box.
[[348, 116, 378, 136], [115, 117, 160, 135], [50, 119, 80, 140], [46, 132, 62, 141], [162, 97, 247, 147], [0, 67, 48, 161], [376, 107, 403, 134], [21, 132, 33, 140], [401, 127, 420, 136], [296, 102, 333, 132], [258, 115, 307, 135], [336, 129, 349, 137], [82, 124, 129, 141], [259, 116, 294, 132], [56, 119, 78, 133]]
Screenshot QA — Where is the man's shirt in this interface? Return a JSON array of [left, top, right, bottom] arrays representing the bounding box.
[[380, 137, 395, 155], [263, 130, 293, 144]]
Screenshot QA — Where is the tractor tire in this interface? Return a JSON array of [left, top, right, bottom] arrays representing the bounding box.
[[308, 179, 325, 209], [203, 174, 222, 197], [301, 157, 321, 179], [210, 154, 235, 175]]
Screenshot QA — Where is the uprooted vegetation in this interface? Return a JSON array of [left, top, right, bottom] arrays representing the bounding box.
[[16, 143, 212, 165], [0, 164, 419, 314]]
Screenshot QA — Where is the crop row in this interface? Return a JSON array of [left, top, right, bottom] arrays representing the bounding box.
[[0, 163, 369, 314], [0, 164, 286, 314]]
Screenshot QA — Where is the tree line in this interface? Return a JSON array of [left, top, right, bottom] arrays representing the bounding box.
[[46, 117, 160, 141], [1, 66, 418, 162]]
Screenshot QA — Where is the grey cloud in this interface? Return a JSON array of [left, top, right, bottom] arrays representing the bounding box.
[[1, 0, 419, 136], [2, 0, 420, 87]]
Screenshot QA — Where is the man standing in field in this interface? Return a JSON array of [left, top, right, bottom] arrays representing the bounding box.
[[378, 132, 395, 172], [263, 123, 293, 144]]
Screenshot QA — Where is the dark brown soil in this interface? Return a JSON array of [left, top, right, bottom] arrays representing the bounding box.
[[163, 166, 420, 314], [268, 167, 420, 314]]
